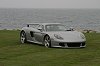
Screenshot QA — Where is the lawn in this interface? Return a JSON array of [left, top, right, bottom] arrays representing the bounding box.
[[0, 30, 100, 66]]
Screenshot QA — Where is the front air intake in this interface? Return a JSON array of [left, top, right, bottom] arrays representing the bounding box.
[[67, 43, 81, 47]]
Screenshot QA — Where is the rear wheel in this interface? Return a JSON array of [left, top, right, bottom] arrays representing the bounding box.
[[20, 31, 27, 43], [44, 35, 51, 48]]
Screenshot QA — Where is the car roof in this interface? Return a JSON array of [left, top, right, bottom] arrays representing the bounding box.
[[27, 23, 61, 25]]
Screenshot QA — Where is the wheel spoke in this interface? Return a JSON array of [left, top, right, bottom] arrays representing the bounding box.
[[20, 32, 26, 43], [44, 36, 51, 48], [46, 37, 50, 42]]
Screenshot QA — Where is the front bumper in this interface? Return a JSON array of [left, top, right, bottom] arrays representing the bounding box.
[[51, 39, 86, 48]]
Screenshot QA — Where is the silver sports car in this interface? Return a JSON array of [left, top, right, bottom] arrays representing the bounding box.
[[20, 23, 86, 48]]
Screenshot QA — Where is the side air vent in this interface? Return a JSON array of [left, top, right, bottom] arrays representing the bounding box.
[[27, 25, 29, 27], [30, 31, 34, 37]]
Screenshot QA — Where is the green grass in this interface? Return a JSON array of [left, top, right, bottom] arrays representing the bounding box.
[[0, 30, 100, 66]]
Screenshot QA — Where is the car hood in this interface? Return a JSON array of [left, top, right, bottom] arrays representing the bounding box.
[[44, 31, 86, 42]]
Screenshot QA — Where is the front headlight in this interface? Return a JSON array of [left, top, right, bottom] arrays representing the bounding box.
[[80, 34, 85, 39], [54, 34, 63, 40]]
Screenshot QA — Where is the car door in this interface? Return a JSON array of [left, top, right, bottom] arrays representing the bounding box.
[[27, 24, 40, 42], [34, 32, 44, 43], [34, 25, 44, 43]]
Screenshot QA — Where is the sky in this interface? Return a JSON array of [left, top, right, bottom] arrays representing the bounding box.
[[0, 0, 100, 8]]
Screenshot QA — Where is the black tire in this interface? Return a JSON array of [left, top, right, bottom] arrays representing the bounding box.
[[44, 35, 51, 48], [20, 31, 27, 43]]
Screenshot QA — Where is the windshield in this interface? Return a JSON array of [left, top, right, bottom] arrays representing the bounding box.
[[45, 24, 67, 31]]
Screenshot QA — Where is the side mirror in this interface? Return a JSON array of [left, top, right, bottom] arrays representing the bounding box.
[[69, 27, 74, 31], [37, 27, 42, 31]]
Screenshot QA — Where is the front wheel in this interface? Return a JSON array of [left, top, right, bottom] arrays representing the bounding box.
[[20, 31, 27, 43], [44, 35, 51, 48]]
